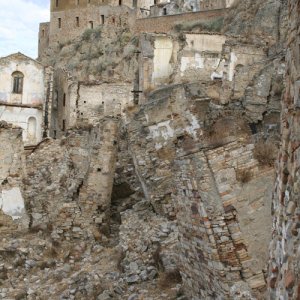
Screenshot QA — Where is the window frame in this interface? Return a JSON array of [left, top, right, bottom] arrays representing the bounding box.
[[12, 71, 24, 94]]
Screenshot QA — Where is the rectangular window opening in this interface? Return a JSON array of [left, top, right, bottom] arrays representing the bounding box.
[[13, 77, 23, 94], [76, 17, 80, 27], [58, 18, 61, 28], [101, 15, 105, 24], [63, 93, 66, 107], [56, 0, 59, 7], [62, 120, 66, 131], [163, 8, 167, 15], [89, 21, 94, 29]]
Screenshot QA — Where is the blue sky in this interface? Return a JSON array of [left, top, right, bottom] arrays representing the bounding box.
[[0, 0, 50, 58]]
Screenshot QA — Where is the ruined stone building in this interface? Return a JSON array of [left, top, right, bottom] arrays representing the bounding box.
[[0, 0, 299, 299], [150, 0, 234, 17], [0, 53, 53, 146], [38, 0, 154, 58]]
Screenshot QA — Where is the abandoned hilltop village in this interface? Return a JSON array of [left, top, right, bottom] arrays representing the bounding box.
[[0, 0, 299, 299]]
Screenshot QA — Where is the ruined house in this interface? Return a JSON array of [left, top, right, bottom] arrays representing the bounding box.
[[0, 52, 53, 146]]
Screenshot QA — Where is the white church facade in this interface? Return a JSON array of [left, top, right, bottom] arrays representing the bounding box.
[[0, 52, 52, 146]]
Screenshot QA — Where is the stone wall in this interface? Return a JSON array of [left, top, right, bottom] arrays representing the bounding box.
[[0, 122, 26, 222], [38, 22, 50, 61], [200, 0, 233, 10], [126, 20, 285, 296], [134, 9, 226, 33], [23, 118, 119, 241], [0, 53, 45, 106], [50, 72, 134, 137], [268, 0, 300, 298], [174, 141, 273, 299], [48, 5, 136, 48]]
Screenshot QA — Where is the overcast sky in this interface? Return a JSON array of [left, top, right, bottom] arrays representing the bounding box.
[[0, 0, 50, 59]]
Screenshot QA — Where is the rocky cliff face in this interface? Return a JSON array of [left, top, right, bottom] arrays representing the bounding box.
[[0, 0, 295, 299], [268, 0, 300, 298]]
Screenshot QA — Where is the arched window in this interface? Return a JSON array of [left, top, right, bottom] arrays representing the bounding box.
[[12, 71, 24, 94]]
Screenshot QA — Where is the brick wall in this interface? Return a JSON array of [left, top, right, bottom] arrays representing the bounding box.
[[134, 9, 226, 33]]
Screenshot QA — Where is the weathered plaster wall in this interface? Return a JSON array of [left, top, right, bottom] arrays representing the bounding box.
[[0, 123, 26, 221], [152, 36, 175, 85], [268, 0, 300, 298], [0, 53, 45, 106], [179, 33, 226, 80], [0, 53, 53, 145], [76, 82, 134, 121], [150, 0, 233, 17], [50, 73, 134, 137], [0, 107, 44, 145]]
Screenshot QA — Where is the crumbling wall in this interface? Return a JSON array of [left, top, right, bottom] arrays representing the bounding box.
[[127, 13, 286, 295], [134, 9, 226, 33], [268, 0, 300, 298], [174, 140, 274, 299], [76, 82, 134, 121], [22, 118, 119, 241], [0, 122, 26, 221], [49, 5, 136, 47]]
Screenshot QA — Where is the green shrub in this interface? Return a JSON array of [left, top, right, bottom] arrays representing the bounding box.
[[82, 27, 102, 41], [82, 28, 94, 41], [120, 31, 132, 46]]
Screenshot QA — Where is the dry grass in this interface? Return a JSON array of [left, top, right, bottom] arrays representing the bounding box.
[[253, 140, 277, 166], [158, 269, 182, 289], [236, 169, 252, 184], [153, 244, 163, 270], [116, 249, 125, 272]]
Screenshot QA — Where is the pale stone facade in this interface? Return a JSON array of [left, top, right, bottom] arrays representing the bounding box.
[[50, 68, 134, 137], [150, 0, 233, 17], [0, 53, 53, 146], [0, 122, 26, 221]]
